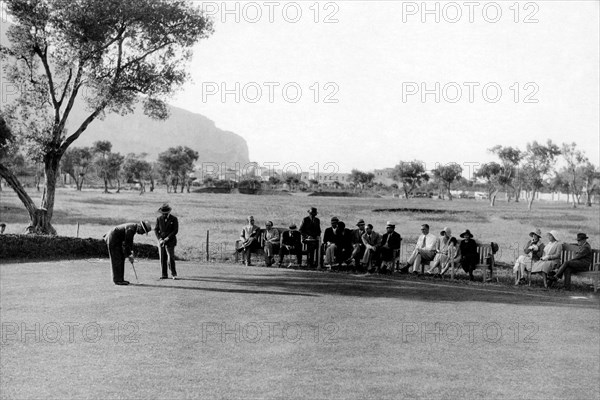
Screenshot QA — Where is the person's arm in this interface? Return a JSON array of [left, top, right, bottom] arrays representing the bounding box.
[[163, 216, 178, 244], [572, 244, 592, 261], [269, 229, 280, 244], [154, 217, 161, 241], [523, 240, 532, 255], [123, 226, 136, 259]]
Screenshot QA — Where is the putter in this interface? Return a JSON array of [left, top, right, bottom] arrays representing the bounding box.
[[129, 259, 139, 283]]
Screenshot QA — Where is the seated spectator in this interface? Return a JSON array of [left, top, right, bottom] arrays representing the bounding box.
[[347, 219, 367, 270], [379, 221, 402, 273], [323, 217, 345, 270], [401, 224, 437, 274], [237, 216, 261, 266], [439, 237, 459, 276], [299, 207, 321, 268], [336, 221, 353, 270], [425, 227, 454, 276], [458, 229, 478, 281], [278, 224, 302, 268], [361, 224, 382, 273], [530, 230, 561, 288], [262, 221, 280, 267], [548, 233, 592, 290], [513, 229, 544, 285]]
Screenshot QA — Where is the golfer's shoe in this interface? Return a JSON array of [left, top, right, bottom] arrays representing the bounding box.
[[172, 276, 177, 280], [159, 276, 169, 280], [114, 281, 130, 286]]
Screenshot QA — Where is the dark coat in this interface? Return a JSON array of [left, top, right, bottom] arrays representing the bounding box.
[[106, 223, 138, 257], [281, 230, 302, 248], [381, 231, 402, 250], [299, 216, 321, 239], [323, 226, 346, 247], [154, 214, 179, 247]]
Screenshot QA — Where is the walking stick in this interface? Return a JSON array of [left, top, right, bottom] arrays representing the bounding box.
[[130, 259, 139, 283]]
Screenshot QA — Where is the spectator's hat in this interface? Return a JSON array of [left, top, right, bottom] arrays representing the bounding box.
[[529, 228, 542, 238], [140, 221, 151, 235], [386, 221, 395, 228], [289, 224, 297, 230], [308, 207, 318, 214], [356, 219, 365, 226], [548, 230, 560, 241], [441, 227, 451, 235], [576, 233, 588, 241], [331, 217, 339, 223], [459, 229, 473, 238], [158, 203, 172, 213]]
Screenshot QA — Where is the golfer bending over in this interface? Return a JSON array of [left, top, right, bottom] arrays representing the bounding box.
[[105, 221, 152, 285]]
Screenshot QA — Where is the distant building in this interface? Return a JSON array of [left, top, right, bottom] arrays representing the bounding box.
[[372, 168, 395, 186]]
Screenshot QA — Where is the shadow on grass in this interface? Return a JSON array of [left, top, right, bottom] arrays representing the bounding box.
[[134, 282, 319, 297], [166, 267, 600, 309]]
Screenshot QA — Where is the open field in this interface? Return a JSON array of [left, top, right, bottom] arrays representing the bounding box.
[[1, 260, 599, 399], [1, 188, 598, 264]]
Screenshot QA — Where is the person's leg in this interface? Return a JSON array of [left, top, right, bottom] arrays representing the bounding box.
[[361, 248, 372, 272], [294, 246, 302, 266], [108, 239, 125, 283], [412, 253, 423, 273], [167, 246, 176, 277], [159, 245, 168, 277], [325, 244, 335, 265], [264, 242, 272, 266]]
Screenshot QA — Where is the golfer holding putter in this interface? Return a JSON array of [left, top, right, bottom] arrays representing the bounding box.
[[155, 203, 179, 280], [105, 221, 152, 285]]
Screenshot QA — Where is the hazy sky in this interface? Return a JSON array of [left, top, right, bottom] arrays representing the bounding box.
[[169, 0, 600, 176]]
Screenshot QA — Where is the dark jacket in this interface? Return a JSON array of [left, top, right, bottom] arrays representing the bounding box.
[[572, 242, 593, 264], [350, 228, 366, 245], [106, 223, 138, 257], [524, 239, 544, 262], [281, 230, 302, 248], [459, 239, 478, 262], [323, 226, 346, 247], [299, 216, 321, 239], [154, 214, 179, 247], [381, 231, 402, 250]]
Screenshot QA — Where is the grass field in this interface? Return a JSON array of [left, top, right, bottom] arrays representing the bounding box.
[[1, 260, 599, 399], [1, 188, 598, 264]]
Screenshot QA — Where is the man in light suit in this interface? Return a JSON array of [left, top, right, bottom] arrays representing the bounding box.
[[155, 203, 179, 279], [361, 224, 382, 273]]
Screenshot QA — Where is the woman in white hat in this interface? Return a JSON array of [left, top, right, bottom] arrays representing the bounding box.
[[513, 229, 545, 285], [426, 227, 454, 276], [530, 230, 561, 288]]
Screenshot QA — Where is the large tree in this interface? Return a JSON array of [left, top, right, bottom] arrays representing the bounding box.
[[432, 163, 462, 201], [349, 169, 375, 190], [391, 160, 429, 199], [580, 162, 600, 207], [522, 140, 561, 210], [474, 162, 503, 206], [157, 146, 199, 193], [489, 145, 522, 202], [60, 146, 93, 191], [0, 0, 213, 233], [122, 153, 152, 194], [561, 142, 588, 208]]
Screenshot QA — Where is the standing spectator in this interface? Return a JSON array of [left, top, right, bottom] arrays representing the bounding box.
[[238, 216, 261, 266], [549, 233, 592, 290], [426, 227, 454, 276], [299, 207, 321, 268], [513, 229, 544, 285], [323, 217, 344, 269], [401, 224, 437, 274], [458, 229, 479, 281], [104, 221, 152, 285], [262, 221, 280, 267], [348, 219, 367, 270], [380, 221, 402, 273], [0, 223, 6, 234], [279, 224, 303, 268], [530, 230, 562, 288], [361, 224, 382, 273], [155, 203, 179, 280]]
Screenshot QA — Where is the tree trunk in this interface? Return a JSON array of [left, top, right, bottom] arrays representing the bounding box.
[[116, 178, 121, 193], [103, 176, 109, 193], [149, 177, 154, 192], [490, 190, 498, 207], [446, 185, 453, 201], [0, 162, 56, 234], [527, 189, 536, 210]]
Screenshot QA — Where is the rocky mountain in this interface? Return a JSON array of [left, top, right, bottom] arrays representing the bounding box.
[[0, 21, 250, 166]]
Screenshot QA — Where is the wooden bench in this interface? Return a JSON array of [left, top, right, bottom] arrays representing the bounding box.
[[445, 242, 498, 282], [527, 243, 599, 291]]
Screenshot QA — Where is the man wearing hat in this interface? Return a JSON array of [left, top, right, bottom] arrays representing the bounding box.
[[549, 233, 593, 290], [323, 217, 345, 269], [458, 229, 479, 281], [278, 224, 303, 267], [513, 229, 545, 285], [380, 222, 402, 273], [347, 219, 367, 271], [104, 221, 152, 285], [154, 203, 179, 279], [299, 207, 321, 268], [361, 224, 382, 273], [262, 221, 280, 267]]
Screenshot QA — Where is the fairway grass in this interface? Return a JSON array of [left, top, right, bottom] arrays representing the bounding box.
[[1, 261, 599, 399], [1, 188, 598, 264]]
